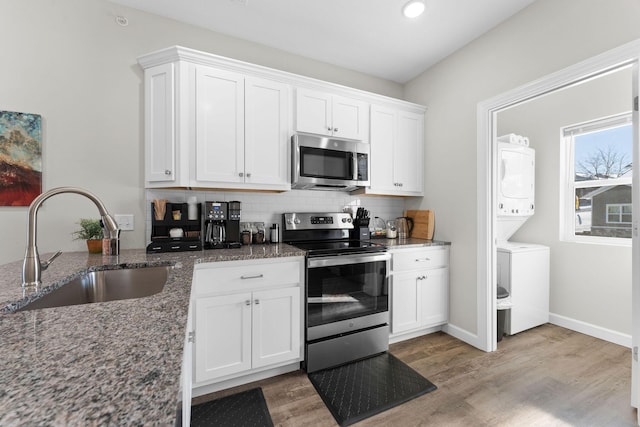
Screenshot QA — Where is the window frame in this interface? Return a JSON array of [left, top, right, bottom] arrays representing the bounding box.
[[606, 203, 633, 224], [560, 112, 632, 246]]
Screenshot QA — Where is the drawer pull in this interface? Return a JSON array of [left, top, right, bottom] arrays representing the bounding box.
[[241, 274, 264, 280], [417, 275, 427, 280], [254, 299, 260, 305], [245, 300, 251, 306], [415, 257, 431, 262]]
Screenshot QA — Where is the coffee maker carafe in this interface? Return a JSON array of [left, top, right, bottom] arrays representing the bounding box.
[[204, 201, 242, 249]]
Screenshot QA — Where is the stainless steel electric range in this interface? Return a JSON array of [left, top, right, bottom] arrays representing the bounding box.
[[283, 212, 390, 373]]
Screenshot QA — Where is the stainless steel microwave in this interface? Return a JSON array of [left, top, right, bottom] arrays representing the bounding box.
[[292, 133, 370, 191]]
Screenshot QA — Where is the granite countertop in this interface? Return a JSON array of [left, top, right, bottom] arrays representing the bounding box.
[[370, 237, 451, 249], [0, 244, 304, 426]]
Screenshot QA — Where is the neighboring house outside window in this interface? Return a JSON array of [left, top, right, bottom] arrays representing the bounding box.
[[561, 112, 632, 243]]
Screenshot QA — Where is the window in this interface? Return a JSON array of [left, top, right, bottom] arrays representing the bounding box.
[[561, 113, 632, 242], [606, 203, 632, 224]]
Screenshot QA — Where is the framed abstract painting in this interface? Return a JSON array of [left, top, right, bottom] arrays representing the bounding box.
[[0, 110, 42, 206]]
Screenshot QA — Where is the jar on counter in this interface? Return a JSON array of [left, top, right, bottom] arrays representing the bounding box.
[[253, 222, 266, 244]]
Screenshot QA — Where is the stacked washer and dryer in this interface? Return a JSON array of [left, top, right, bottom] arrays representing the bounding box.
[[496, 134, 550, 340]]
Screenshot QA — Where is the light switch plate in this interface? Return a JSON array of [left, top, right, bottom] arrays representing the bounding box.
[[115, 214, 134, 231]]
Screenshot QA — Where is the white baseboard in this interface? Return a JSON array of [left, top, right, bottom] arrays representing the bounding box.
[[549, 313, 631, 348], [442, 323, 486, 350]]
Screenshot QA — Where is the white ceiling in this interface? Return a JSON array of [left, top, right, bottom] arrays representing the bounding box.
[[109, 0, 536, 83]]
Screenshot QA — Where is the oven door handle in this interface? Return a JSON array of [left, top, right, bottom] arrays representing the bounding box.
[[307, 252, 390, 268]]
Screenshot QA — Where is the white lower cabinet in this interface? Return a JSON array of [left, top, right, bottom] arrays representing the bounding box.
[[190, 257, 304, 389], [194, 292, 252, 382], [390, 246, 449, 340]]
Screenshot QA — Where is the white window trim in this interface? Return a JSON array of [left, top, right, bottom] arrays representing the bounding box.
[[559, 112, 632, 247]]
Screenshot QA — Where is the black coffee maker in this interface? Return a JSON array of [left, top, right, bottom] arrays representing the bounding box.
[[204, 201, 241, 249]]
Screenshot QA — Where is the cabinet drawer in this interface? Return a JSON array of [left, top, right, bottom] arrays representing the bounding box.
[[392, 246, 449, 271], [193, 258, 302, 295]]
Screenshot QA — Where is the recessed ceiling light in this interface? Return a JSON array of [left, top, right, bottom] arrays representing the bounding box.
[[402, 0, 425, 18]]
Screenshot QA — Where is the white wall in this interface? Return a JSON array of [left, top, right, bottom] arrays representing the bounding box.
[[498, 68, 632, 335], [0, 0, 402, 264], [404, 0, 640, 336]]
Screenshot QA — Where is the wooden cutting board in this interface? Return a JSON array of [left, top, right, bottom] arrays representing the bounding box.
[[404, 210, 435, 240]]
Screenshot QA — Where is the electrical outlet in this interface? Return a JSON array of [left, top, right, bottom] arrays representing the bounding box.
[[115, 214, 134, 231]]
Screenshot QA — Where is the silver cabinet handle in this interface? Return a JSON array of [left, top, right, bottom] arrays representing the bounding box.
[[241, 274, 264, 280], [239, 172, 244, 177], [417, 275, 427, 280], [327, 126, 332, 131], [245, 300, 251, 306], [254, 299, 260, 305], [246, 173, 251, 178], [415, 257, 431, 262], [165, 169, 172, 175], [334, 128, 339, 132]]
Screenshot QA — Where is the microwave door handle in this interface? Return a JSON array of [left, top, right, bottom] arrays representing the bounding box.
[[352, 152, 358, 180]]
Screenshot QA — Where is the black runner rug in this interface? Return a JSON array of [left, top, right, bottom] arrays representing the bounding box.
[[308, 352, 437, 426], [190, 387, 274, 427]]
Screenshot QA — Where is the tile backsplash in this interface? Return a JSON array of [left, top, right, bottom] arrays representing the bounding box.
[[145, 189, 406, 241]]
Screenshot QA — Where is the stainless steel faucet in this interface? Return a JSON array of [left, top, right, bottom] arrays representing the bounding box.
[[22, 187, 120, 290]]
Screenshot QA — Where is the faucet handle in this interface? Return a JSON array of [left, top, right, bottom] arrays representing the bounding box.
[[41, 250, 63, 270]]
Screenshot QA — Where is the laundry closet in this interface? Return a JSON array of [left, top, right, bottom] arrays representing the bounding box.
[[495, 134, 550, 340]]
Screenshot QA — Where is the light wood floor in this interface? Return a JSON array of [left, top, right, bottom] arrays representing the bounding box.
[[194, 324, 636, 426]]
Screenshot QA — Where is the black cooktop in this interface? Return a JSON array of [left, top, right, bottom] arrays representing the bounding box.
[[289, 239, 386, 257]]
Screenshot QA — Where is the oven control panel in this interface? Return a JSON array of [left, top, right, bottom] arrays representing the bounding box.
[[311, 216, 333, 225], [283, 212, 353, 230]]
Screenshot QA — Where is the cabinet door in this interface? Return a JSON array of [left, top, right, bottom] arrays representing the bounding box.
[[295, 88, 332, 136], [421, 267, 449, 327], [195, 66, 245, 183], [252, 287, 301, 369], [395, 110, 424, 193], [245, 77, 290, 187], [391, 271, 422, 334], [332, 95, 368, 141], [194, 292, 252, 383], [145, 63, 176, 183], [369, 105, 398, 193]]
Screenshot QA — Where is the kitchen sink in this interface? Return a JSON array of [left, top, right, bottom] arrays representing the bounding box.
[[8, 265, 172, 312]]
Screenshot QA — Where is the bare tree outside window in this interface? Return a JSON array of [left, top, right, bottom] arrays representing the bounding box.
[[576, 145, 631, 180]]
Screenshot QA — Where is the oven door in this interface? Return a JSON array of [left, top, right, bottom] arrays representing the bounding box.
[[306, 252, 390, 340]]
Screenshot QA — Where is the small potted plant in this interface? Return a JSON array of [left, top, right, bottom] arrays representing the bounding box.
[[73, 218, 104, 254]]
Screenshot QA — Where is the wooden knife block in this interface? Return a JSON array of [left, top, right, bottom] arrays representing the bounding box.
[[404, 210, 435, 240]]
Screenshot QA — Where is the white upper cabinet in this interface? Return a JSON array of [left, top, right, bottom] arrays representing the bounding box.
[[244, 77, 290, 187], [144, 63, 176, 183], [140, 51, 290, 191], [295, 88, 369, 141], [195, 66, 245, 184], [139, 46, 426, 194], [360, 104, 424, 196], [193, 69, 290, 188], [395, 109, 424, 193]]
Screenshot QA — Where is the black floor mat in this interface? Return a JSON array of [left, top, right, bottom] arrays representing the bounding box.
[[308, 352, 437, 426], [190, 387, 274, 427]]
